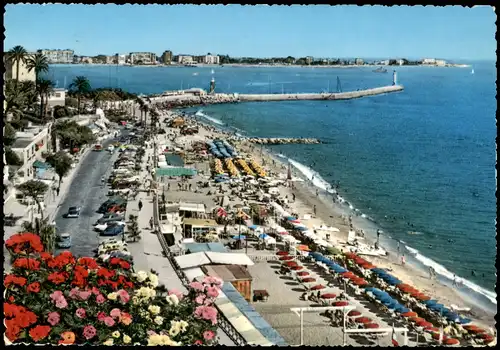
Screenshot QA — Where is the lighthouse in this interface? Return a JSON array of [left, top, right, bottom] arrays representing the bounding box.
[[392, 70, 398, 86], [209, 77, 216, 94]]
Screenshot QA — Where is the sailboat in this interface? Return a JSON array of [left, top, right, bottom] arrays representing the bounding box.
[[471, 68, 475, 74], [211, 69, 215, 75]]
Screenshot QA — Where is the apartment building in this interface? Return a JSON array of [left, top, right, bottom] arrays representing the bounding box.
[[355, 58, 364, 65], [161, 50, 173, 64], [203, 54, 220, 65], [11, 124, 52, 184], [45, 89, 67, 108], [177, 55, 194, 64], [4, 53, 36, 82], [305, 56, 314, 65], [130, 52, 157, 65], [38, 49, 74, 64], [114, 54, 127, 65]]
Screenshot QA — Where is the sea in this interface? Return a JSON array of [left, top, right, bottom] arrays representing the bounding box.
[[47, 62, 497, 313]]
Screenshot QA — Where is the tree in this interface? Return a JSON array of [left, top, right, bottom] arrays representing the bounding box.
[[127, 214, 141, 242], [36, 78, 55, 120], [69, 76, 91, 114], [25, 53, 50, 82], [4, 123, 17, 146], [4, 80, 38, 123], [53, 120, 96, 150], [7, 45, 28, 87], [46, 151, 73, 190], [5, 147, 23, 166], [16, 180, 49, 220]]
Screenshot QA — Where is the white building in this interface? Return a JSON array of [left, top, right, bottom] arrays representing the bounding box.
[[203, 55, 220, 65], [38, 49, 74, 64], [46, 88, 67, 108], [435, 59, 447, 66], [11, 124, 52, 184], [116, 54, 127, 65], [177, 55, 194, 64], [422, 58, 436, 65]]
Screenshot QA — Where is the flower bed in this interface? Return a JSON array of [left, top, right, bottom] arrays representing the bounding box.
[[4, 233, 221, 345]]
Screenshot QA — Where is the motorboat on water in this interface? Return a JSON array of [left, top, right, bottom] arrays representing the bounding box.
[[184, 64, 197, 68], [373, 66, 388, 73]]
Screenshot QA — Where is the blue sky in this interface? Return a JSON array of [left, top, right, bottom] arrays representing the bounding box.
[[4, 4, 496, 61]]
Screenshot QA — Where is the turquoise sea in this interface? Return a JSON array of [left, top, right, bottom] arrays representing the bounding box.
[[47, 63, 497, 312]]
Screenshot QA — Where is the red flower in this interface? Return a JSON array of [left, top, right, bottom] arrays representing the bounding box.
[[48, 271, 69, 285], [27, 282, 41, 293], [8, 296, 15, 303], [13, 257, 41, 270], [78, 257, 99, 270], [29, 325, 51, 342], [5, 318, 21, 342], [4, 303, 25, 318], [194, 340, 203, 345], [74, 265, 89, 278], [15, 309, 38, 328], [48, 251, 76, 269], [97, 268, 115, 278], [4, 274, 27, 287], [5, 233, 44, 254], [109, 257, 131, 270]]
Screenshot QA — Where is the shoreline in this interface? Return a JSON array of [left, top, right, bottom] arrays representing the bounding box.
[[175, 110, 495, 329]]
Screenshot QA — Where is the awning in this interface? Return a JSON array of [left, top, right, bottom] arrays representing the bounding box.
[[33, 160, 50, 169], [156, 167, 197, 177]]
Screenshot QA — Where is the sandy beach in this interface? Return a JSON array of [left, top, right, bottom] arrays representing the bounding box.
[[151, 107, 495, 345]]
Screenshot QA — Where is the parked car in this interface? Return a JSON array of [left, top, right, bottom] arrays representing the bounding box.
[[65, 206, 81, 218], [57, 233, 72, 249], [94, 220, 126, 232], [94, 144, 103, 151], [100, 225, 125, 237], [95, 213, 124, 225]]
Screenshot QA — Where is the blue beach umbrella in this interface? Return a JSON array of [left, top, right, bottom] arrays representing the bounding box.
[[232, 235, 246, 240], [364, 287, 377, 292], [258, 234, 268, 239], [248, 224, 258, 230], [296, 226, 308, 231], [445, 313, 460, 322], [422, 300, 438, 306], [458, 317, 471, 325], [397, 307, 410, 314], [286, 216, 297, 221]]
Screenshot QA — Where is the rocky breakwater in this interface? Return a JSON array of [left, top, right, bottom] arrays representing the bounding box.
[[246, 137, 322, 145]]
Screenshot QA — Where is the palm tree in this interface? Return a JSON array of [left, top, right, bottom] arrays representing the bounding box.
[[8, 45, 28, 87], [36, 79, 55, 121], [26, 53, 50, 82], [92, 91, 103, 113], [69, 76, 91, 114]]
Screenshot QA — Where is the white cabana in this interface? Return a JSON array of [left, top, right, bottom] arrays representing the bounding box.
[[205, 251, 255, 266], [174, 252, 211, 269]]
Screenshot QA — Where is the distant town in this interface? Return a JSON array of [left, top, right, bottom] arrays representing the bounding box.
[[34, 49, 468, 68]]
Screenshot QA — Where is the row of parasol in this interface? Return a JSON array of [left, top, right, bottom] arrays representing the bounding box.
[[207, 139, 238, 159], [224, 159, 239, 177], [213, 159, 224, 175], [236, 159, 256, 176], [249, 158, 267, 177]]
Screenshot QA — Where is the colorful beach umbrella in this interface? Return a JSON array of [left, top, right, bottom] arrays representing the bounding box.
[[285, 261, 298, 267], [280, 256, 294, 261], [402, 311, 418, 317], [290, 266, 304, 271], [348, 310, 361, 317], [443, 338, 460, 345], [364, 323, 379, 329], [334, 301, 349, 306], [320, 293, 337, 299], [310, 284, 325, 290], [276, 251, 289, 256], [296, 271, 309, 277]]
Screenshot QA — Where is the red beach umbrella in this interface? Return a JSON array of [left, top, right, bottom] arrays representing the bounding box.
[[301, 277, 316, 283], [416, 320, 433, 328], [402, 311, 418, 317], [353, 279, 368, 286], [432, 333, 448, 341], [469, 328, 486, 334], [276, 251, 289, 256], [410, 291, 423, 297], [416, 294, 431, 301], [355, 317, 372, 324], [424, 326, 440, 333], [397, 284, 411, 290], [285, 261, 298, 267], [354, 257, 367, 264], [477, 333, 492, 339], [310, 284, 325, 290], [320, 293, 337, 299], [280, 256, 294, 261], [348, 310, 361, 317], [364, 323, 379, 329], [410, 317, 425, 323], [334, 301, 349, 306], [345, 252, 357, 259], [443, 338, 460, 345], [290, 266, 304, 271], [341, 271, 355, 277], [297, 271, 309, 277], [463, 325, 479, 331]]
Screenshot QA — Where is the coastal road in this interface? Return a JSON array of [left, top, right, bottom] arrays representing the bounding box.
[[54, 137, 120, 257]]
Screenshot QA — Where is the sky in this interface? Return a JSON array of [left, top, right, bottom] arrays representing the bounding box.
[[4, 4, 497, 61]]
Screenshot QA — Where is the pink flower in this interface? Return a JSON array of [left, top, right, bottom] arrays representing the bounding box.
[[195, 294, 206, 305], [91, 287, 100, 295], [103, 316, 115, 327], [110, 308, 122, 319], [79, 291, 91, 301], [76, 308, 86, 319], [83, 325, 97, 340], [194, 305, 218, 325], [97, 312, 107, 322], [47, 311, 60, 326], [168, 289, 184, 300], [50, 290, 64, 301], [55, 297, 68, 309], [194, 340, 203, 345], [203, 330, 215, 341], [203, 276, 223, 286], [69, 288, 80, 299], [96, 294, 106, 304], [189, 281, 205, 291], [147, 330, 157, 336], [206, 286, 219, 298], [117, 289, 130, 304]]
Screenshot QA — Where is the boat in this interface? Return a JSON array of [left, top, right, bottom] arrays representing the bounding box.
[[373, 66, 388, 73], [192, 72, 199, 76], [184, 64, 197, 68], [211, 69, 215, 74], [471, 68, 475, 74]]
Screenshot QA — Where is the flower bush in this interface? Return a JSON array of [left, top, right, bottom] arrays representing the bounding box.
[[4, 233, 221, 345]]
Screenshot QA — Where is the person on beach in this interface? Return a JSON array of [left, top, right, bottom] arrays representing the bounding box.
[[292, 193, 296, 202], [313, 205, 317, 216], [401, 254, 406, 266], [149, 217, 154, 230], [138, 200, 143, 211], [452, 274, 458, 287], [315, 189, 319, 197]]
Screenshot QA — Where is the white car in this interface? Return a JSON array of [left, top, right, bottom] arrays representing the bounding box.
[[94, 221, 126, 232]]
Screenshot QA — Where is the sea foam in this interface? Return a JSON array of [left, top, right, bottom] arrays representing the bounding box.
[[195, 109, 224, 125]]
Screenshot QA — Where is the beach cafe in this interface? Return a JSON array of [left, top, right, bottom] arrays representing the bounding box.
[[182, 218, 218, 240]]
